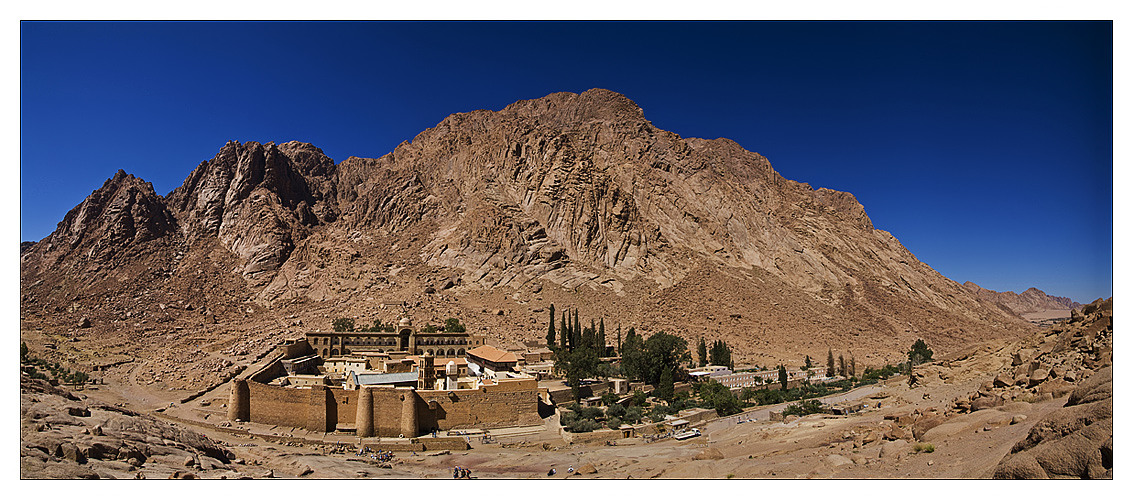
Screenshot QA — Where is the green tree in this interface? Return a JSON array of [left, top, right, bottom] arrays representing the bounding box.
[[444, 318, 466, 333], [826, 348, 835, 378], [21, 341, 29, 359], [624, 405, 644, 424], [838, 353, 846, 377], [849, 354, 856, 378], [572, 310, 581, 350], [559, 311, 569, 351], [621, 327, 637, 356], [709, 340, 732, 368], [332, 318, 355, 332], [804, 355, 813, 370], [606, 402, 627, 419], [547, 304, 556, 348], [908, 339, 934, 366], [422, 323, 438, 333], [697, 379, 743, 416], [739, 386, 757, 403], [620, 330, 646, 381], [697, 337, 707, 367], [778, 364, 789, 391], [598, 318, 606, 356], [642, 332, 690, 385], [654, 366, 675, 401]]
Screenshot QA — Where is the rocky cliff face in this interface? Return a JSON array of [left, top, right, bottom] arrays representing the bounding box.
[[962, 282, 1084, 316], [39, 169, 176, 261], [21, 89, 1035, 372], [165, 140, 338, 283]]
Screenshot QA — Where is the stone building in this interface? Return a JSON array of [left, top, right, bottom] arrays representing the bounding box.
[[229, 324, 540, 438], [305, 317, 485, 358]]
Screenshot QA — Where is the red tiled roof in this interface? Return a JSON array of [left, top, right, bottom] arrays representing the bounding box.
[[467, 345, 519, 364]]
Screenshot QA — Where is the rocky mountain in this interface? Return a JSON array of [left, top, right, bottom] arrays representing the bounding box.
[[961, 282, 1084, 317], [20, 89, 1036, 389]]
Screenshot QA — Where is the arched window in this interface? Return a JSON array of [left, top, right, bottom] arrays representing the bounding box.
[[322, 348, 328, 356], [332, 349, 339, 356], [427, 349, 434, 356], [448, 349, 455, 356], [458, 349, 465, 355]]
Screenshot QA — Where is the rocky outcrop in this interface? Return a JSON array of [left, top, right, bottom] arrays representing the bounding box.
[[993, 367, 1112, 479], [40, 169, 176, 260], [20, 373, 244, 479], [949, 298, 1111, 415], [165, 140, 338, 282]]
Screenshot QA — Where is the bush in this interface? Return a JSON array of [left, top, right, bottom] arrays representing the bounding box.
[[421, 323, 438, 333], [913, 442, 935, 453], [782, 399, 826, 417]]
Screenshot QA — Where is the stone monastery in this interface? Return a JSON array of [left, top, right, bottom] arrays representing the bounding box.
[[228, 317, 542, 439]]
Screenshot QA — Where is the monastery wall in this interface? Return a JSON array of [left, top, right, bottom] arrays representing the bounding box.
[[231, 375, 541, 437]]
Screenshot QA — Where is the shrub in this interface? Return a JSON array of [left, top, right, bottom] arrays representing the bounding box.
[[782, 399, 826, 417], [913, 442, 935, 453]]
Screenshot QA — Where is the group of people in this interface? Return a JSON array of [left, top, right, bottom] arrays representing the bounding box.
[[452, 466, 473, 479], [356, 446, 394, 462]]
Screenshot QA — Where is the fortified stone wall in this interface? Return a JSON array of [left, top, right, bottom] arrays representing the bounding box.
[[327, 387, 358, 427], [231, 376, 540, 437], [418, 378, 541, 431], [245, 381, 322, 430]]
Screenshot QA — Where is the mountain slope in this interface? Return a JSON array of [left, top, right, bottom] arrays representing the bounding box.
[[20, 89, 1034, 391]]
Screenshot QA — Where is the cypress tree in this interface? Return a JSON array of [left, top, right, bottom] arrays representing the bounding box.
[[778, 364, 788, 391], [697, 337, 707, 367], [838, 353, 847, 377], [826, 348, 836, 378], [598, 318, 606, 356], [559, 311, 568, 351], [547, 304, 556, 348]]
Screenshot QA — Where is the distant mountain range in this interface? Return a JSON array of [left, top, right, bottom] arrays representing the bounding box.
[[961, 282, 1084, 316]]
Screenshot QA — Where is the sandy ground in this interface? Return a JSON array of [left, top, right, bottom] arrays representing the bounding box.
[[61, 371, 1069, 480]]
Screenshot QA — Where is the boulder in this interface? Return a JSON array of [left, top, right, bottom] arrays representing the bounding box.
[[970, 394, 1005, 412], [913, 414, 947, 441], [575, 463, 598, 474], [879, 440, 908, 460], [1027, 367, 1050, 387], [825, 454, 853, 467], [992, 372, 1013, 388]]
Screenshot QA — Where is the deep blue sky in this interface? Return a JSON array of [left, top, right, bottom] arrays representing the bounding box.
[[20, 21, 1112, 303]]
